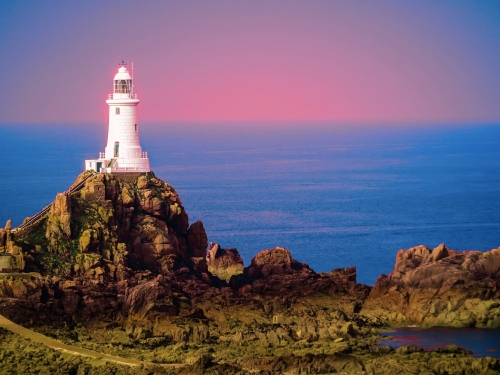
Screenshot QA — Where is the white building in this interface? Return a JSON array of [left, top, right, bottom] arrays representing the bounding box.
[[85, 63, 150, 174]]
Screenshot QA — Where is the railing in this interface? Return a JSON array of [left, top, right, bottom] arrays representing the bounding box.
[[99, 152, 105, 159], [12, 172, 97, 233], [142, 152, 148, 159], [107, 93, 138, 100]]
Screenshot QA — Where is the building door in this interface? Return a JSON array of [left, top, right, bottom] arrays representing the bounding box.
[[96, 162, 102, 172]]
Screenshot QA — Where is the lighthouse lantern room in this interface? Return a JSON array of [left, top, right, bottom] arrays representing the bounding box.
[[85, 61, 150, 174]]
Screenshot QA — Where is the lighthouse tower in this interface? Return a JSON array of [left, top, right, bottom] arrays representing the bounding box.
[[85, 62, 150, 174]]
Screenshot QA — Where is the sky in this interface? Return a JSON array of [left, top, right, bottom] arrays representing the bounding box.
[[1, 1, 500, 125]]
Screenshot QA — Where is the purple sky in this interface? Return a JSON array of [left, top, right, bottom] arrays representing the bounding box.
[[1, 1, 499, 125]]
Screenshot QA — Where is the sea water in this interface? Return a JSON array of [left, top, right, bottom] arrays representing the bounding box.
[[380, 328, 500, 358], [0, 123, 499, 286]]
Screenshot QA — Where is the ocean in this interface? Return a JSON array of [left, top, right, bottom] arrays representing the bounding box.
[[1, 123, 499, 286]]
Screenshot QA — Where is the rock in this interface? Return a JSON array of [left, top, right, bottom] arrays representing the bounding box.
[[186, 221, 208, 258], [247, 247, 306, 277], [330, 266, 357, 283], [11, 279, 28, 298], [129, 216, 181, 273], [60, 280, 76, 290], [365, 244, 500, 327], [190, 257, 208, 273], [0, 229, 5, 248], [392, 245, 432, 279], [78, 229, 98, 252], [207, 243, 244, 282], [442, 344, 459, 353], [45, 192, 72, 254], [431, 243, 449, 262], [340, 322, 354, 336], [123, 280, 160, 319], [267, 330, 280, 344]]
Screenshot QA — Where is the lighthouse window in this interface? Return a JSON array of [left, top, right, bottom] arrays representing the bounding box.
[[135, 124, 137, 131], [114, 79, 131, 93], [114, 142, 119, 157], [115, 108, 120, 115]]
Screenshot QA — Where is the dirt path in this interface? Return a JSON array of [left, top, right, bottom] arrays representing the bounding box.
[[0, 314, 184, 368]]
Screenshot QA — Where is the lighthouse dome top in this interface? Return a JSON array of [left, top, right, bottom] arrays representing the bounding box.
[[114, 66, 131, 81]]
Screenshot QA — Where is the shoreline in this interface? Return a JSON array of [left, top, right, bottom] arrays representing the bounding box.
[[0, 171, 499, 374]]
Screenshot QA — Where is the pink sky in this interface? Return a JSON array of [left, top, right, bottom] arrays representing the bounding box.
[[1, 1, 499, 125]]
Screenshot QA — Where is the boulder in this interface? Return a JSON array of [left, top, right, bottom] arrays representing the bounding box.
[[123, 280, 160, 319], [207, 243, 244, 282], [247, 247, 305, 277], [431, 243, 449, 262]]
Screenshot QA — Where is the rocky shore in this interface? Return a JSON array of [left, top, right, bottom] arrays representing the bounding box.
[[0, 172, 499, 374]]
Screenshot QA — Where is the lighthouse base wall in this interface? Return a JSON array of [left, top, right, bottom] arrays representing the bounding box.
[[85, 156, 150, 174]]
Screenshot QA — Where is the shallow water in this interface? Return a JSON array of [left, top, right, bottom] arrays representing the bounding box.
[[0, 123, 499, 285], [379, 327, 500, 358]]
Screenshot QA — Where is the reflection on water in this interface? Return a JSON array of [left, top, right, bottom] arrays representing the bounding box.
[[379, 328, 500, 358]]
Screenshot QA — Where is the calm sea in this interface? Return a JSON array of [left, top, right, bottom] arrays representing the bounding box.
[[1, 123, 499, 286], [380, 328, 500, 358]]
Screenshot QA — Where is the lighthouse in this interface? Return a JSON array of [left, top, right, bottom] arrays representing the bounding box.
[[85, 61, 150, 174]]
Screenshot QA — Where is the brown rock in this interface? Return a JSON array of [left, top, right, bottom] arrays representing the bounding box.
[[186, 221, 208, 258], [129, 216, 180, 273], [123, 280, 159, 319], [45, 192, 72, 254], [267, 330, 280, 344], [207, 243, 244, 282], [247, 247, 305, 277], [431, 243, 449, 262], [330, 266, 357, 283], [365, 245, 500, 327]]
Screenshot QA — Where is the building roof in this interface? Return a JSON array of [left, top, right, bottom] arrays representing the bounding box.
[[114, 66, 132, 81]]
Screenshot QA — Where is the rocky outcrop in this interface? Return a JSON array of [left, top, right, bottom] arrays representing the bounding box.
[[246, 246, 307, 277], [8, 172, 198, 278], [45, 192, 72, 254], [365, 244, 500, 327], [207, 242, 244, 282], [186, 220, 208, 273], [228, 247, 371, 314]]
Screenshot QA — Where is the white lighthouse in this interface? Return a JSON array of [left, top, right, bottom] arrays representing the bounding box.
[[85, 61, 150, 174]]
